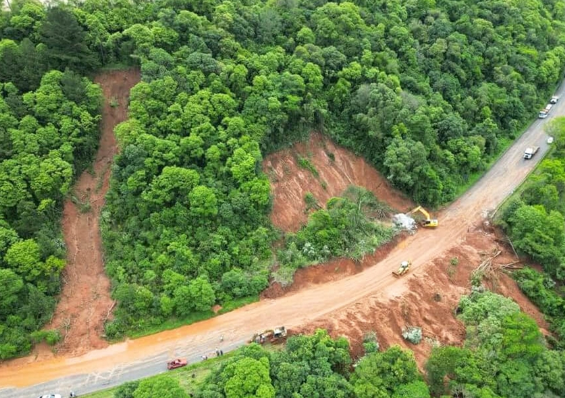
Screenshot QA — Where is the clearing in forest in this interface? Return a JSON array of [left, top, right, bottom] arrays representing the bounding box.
[[262, 131, 415, 296], [263, 131, 414, 233], [43, 70, 141, 357]]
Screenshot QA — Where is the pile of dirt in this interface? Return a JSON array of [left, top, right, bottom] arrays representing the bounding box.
[[293, 224, 549, 369], [263, 132, 414, 232], [43, 70, 141, 357]]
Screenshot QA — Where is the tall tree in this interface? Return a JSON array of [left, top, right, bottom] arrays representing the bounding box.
[[39, 7, 98, 73]]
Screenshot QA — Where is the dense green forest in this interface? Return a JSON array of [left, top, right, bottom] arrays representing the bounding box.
[[1, 0, 565, 359], [0, 69, 101, 358], [104, 290, 564, 398], [0, 0, 140, 358], [0, 0, 104, 354]]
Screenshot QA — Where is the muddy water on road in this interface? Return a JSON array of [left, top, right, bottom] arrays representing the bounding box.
[[2, 80, 564, 394]]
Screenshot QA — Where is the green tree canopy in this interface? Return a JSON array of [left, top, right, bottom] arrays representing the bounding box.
[[133, 376, 188, 398], [351, 346, 421, 398]]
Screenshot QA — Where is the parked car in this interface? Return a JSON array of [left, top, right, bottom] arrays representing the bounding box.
[[167, 358, 188, 370], [550, 95, 560, 104]]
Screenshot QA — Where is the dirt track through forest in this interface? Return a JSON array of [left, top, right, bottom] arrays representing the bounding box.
[[43, 70, 141, 356], [1, 80, 564, 397]]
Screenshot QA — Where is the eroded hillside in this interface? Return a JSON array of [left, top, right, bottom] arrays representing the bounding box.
[[263, 132, 414, 232]]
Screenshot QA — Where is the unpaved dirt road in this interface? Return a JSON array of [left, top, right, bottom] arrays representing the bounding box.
[[2, 80, 564, 397]]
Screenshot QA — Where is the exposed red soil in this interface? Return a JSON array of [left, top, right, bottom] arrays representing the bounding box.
[[43, 70, 140, 357], [263, 131, 415, 232], [262, 132, 548, 369], [294, 223, 549, 369]]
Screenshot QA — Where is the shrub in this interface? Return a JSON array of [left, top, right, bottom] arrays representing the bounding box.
[[402, 326, 422, 344], [363, 331, 380, 354]]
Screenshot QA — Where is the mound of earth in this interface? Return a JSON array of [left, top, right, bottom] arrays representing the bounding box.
[[263, 132, 414, 233], [294, 223, 549, 369]]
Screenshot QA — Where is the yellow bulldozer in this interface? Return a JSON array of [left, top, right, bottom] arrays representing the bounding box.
[[406, 206, 438, 228], [392, 260, 411, 277]]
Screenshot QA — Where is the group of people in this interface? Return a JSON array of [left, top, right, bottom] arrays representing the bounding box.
[[201, 348, 224, 361], [201, 335, 225, 360]]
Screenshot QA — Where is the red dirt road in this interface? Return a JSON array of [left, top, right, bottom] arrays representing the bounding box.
[[43, 70, 140, 356], [298, 227, 549, 369], [1, 81, 562, 396]]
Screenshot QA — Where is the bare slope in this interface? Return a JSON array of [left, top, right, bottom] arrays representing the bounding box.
[[43, 70, 141, 357], [264, 131, 414, 232]]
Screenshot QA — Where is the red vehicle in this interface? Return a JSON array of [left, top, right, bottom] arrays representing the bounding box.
[[167, 358, 187, 370]]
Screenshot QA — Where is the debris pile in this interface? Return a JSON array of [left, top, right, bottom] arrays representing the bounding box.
[[392, 213, 417, 233]]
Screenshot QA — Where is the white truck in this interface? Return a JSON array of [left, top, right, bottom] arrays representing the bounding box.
[[550, 95, 559, 104], [523, 146, 539, 159]]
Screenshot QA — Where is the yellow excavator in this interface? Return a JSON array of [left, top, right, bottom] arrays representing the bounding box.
[[406, 206, 438, 228]]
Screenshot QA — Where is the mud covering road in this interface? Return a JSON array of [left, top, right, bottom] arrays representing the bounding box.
[[2, 79, 564, 397]]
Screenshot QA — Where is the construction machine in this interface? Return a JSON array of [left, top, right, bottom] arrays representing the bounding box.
[[250, 326, 288, 344], [392, 261, 411, 277], [406, 206, 438, 228]]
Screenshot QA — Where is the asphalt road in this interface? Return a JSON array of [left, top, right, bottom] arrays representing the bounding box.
[[2, 79, 565, 398]]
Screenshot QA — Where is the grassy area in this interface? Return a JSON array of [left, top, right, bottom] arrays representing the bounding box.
[[80, 350, 235, 398], [98, 63, 139, 72], [218, 296, 259, 315], [122, 296, 259, 340]]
